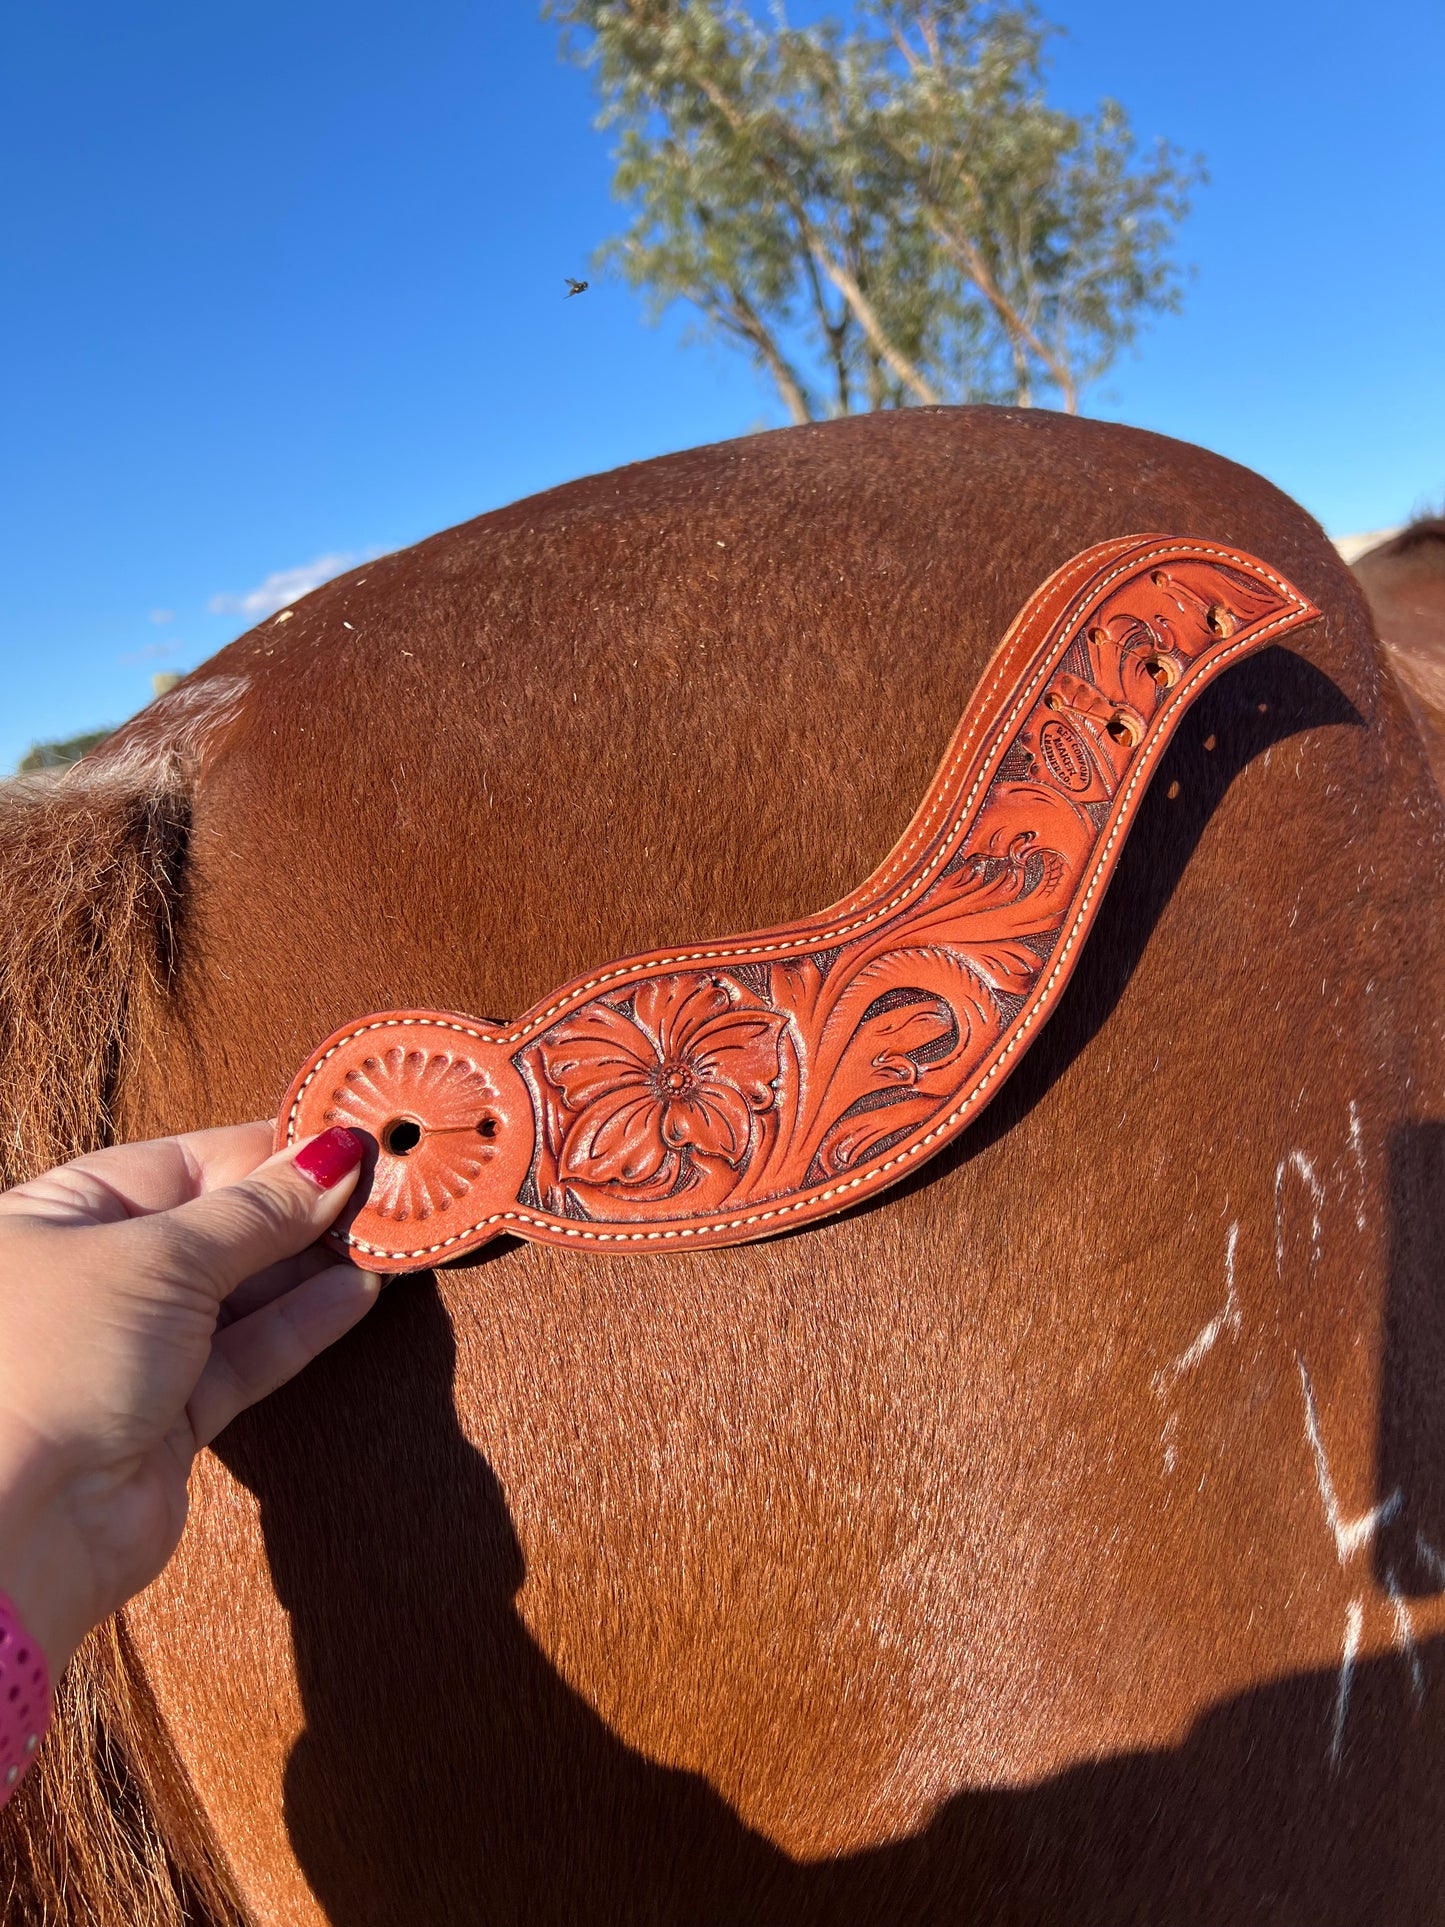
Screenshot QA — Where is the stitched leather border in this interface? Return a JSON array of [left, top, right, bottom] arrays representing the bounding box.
[[278, 535, 1318, 1268]]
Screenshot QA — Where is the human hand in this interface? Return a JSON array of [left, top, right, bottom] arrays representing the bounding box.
[[0, 1122, 379, 1676]]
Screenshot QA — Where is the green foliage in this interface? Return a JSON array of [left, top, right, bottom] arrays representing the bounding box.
[[548, 0, 1200, 419], [17, 728, 112, 774]]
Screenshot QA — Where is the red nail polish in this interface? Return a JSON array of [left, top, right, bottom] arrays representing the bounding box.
[[294, 1126, 367, 1190]]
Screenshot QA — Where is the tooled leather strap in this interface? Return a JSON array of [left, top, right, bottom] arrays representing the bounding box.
[[278, 535, 1318, 1271]]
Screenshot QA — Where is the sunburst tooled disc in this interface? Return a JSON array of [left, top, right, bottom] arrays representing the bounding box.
[[285, 1009, 539, 1264]]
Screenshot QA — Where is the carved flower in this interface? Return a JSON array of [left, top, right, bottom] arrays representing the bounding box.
[[537, 973, 786, 1187]]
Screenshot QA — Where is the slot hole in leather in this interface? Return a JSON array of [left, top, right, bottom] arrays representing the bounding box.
[[1143, 654, 1179, 688], [477, 1116, 498, 1140], [1106, 711, 1143, 748], [1207, 603, 1236, 638], [382, 1118, 423, 1157]]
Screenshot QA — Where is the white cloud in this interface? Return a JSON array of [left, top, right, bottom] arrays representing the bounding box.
[[209, 551, 365, 620], [149, 608, 174, 624], [118, 640, 182, 667]]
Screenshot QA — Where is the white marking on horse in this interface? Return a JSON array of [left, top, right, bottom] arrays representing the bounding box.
[[1297, 1357, 1401, 1564], [1275, 1152, 1324, 1277], [1152, 1222, 1243, 1471], [1385, 1567, 1426, 1706], [1347, 1100, 1368, 1234], [1330, 1597, 1364, 1770], [1153, 1228, 1241, 1393]]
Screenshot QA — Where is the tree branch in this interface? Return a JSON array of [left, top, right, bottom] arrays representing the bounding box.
[[797, 235, 850, 414], [916, 193, 1078, 411], [814, 247, 940, 404], [709, 284, 814, 423], [662, 28, 942, 406]]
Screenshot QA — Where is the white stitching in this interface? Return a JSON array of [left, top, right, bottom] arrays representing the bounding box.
[[305, 576, 1313, 1254], [292, 546, 1314, 1258], [841, 534, 1148, 901]]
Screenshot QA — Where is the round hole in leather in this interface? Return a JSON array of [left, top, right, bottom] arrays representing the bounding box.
[[299, 1023, 536, 1256], [382, 1118, 423, 1157]]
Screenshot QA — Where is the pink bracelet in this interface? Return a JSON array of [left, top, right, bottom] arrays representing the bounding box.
[[0, 1593, 50, 1806]]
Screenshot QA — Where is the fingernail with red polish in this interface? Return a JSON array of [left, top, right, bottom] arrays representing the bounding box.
[[294, 1127, 367, 1190]]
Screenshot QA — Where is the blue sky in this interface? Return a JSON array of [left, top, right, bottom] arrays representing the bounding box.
[[3, 0, 1442, 770]]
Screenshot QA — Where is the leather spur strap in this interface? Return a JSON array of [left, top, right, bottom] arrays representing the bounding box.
[[278, 536, 1317, 1271]]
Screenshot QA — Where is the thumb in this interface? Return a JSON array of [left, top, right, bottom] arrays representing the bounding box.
[[151, 1128, 368, 1303]]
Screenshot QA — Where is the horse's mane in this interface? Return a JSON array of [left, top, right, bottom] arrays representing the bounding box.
[[0, 739, 246, 1923], [1357, 513, 1445, 573], [2, 1617, 245, 1926], [1388, 514, 1445, 556]]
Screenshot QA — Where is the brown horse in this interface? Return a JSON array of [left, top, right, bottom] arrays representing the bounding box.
[[3, 406, 1444, 1925], [1353, 517, 1445, 789]]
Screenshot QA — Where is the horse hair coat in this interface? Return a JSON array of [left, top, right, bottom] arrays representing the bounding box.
[[2, 406, 1444, 1925]]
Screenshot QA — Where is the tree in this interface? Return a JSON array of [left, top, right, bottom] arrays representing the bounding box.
[[17, 727, 111, 775], [548, 0, 1200, 420]]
